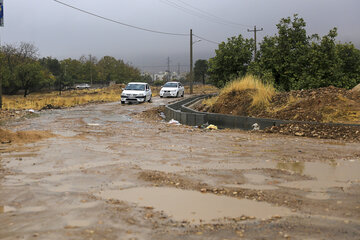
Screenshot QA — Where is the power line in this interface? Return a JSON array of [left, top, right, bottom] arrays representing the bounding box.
[[173, 0, 251, 28], [160, 0, 232, 27], [160, 0, 251, 28], [138, 65, 188, 68], [193, 34, 221, 45], [53, 0, 189, 36]]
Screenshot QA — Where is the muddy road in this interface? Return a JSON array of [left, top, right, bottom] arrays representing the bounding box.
[[0, 97, 359, 240]]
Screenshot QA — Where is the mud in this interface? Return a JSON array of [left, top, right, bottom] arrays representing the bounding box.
[[0, 97, 359, 239]]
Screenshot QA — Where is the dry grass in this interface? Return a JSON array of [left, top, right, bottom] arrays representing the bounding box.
[[2, 87, 123, 110], [203, 75, 276, 109], [2, 84, 219, 111], [321, 95, 360, 124], [202, 96, 219, 106]]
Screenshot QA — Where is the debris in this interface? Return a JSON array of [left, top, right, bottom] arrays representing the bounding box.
[[159, 112, 166, 119], [206, 124, 218, 130], [28, 109, 35, 113], [87, 123, 101, 126], [168, 119, 181, 125], [199, 122, 209, 129], [252, 123, 260, 131]]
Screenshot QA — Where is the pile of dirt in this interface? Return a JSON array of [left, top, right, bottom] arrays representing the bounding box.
[[195, 86, 360, 141], [265, 123, 360, 142], [352, 83, 360, 93], [0, 128, 55, 144], [197, 86, 360, 124], [200, 89, 259, 116], [262, 86, 360, 123], [136, 106, 166, 121]]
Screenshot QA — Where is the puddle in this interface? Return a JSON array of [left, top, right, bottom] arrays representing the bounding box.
[[140, 162, 275, 173], [244, 173, 268, 184], [83, 115, 132, 125], [20, 206, 47, 213], [223, 184, 278, 191], [0, 206, 16, 213], [108, 181, 137, 190], [306, 192, 330, 200], [277, 160, 360, 199], [99, 187, 292, 223], [65, 219, 92, 228], [53, 130, 78, 137]]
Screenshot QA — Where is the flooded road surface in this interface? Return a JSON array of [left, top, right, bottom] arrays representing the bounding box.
[[0, 97, 360, 239]]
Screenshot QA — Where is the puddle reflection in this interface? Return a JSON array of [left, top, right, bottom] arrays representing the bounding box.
[[99, 187, 292, 223]]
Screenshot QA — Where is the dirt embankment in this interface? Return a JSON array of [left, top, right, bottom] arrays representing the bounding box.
[[195, 86, 360, 141], [198, 86, 360, 124]]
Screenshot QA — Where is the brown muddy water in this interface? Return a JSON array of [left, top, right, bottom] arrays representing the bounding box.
[[98, 187, 292, 223]]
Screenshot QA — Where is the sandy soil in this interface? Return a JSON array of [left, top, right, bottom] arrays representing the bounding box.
[[0, 97, 359, 240]]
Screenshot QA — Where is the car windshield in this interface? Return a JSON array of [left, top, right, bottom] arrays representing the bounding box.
[[163, 83, 178, 88], [125, 84, 145, 91]]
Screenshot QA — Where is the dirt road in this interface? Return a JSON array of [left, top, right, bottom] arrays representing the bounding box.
[[0, 97, 359, 239]]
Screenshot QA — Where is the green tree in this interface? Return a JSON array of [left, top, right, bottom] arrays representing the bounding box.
[[60, 58, 83, 88], [97, 56, 140, 84], [194, 59, 208, 84], [252, 14, 310, 90], [208, 35, 254, 87], [251, 15, 360, 90], [0, 42, 42, 94], [39, 57, 62, 77], [15, 62, 49, 97]]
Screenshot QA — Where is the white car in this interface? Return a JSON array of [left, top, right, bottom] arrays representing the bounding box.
[[121, 82, 152, 104], [75, 83, 90, 89], [160, 82, 185, 98]]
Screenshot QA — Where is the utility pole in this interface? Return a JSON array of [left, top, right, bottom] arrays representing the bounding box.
[[60, 64, 67, 96], [178, 63, 180, 75], [190, 29, 193, 94], [0, 0, 4, 109], [247, 25, 263, 59], [89, 54, 93, 86], [167, 56, 171, 81]]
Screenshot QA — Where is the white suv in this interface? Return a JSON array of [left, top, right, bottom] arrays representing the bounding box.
[[160, 82, 184, 98], [121, 82, 152, 104]]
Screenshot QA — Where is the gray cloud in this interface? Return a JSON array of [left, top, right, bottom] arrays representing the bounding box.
[[1, 0, 359, 72]]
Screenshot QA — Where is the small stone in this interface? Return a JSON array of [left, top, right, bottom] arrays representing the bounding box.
[[200, 188, 207, 193], [232, 192, 238, 195]]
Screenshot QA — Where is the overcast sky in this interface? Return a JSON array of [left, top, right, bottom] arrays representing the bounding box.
[[1, 0, 359, 73]]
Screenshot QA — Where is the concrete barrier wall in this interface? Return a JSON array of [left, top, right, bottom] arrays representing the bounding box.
[[165, 95, 360, 130]]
